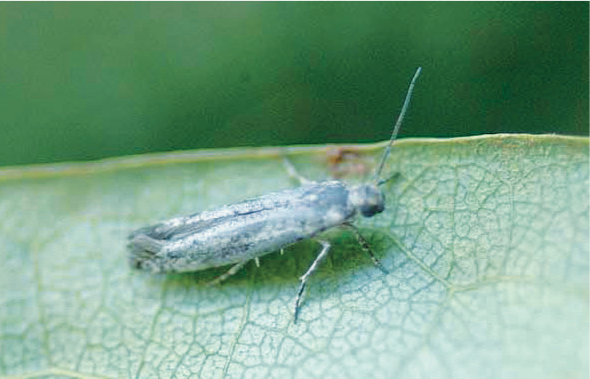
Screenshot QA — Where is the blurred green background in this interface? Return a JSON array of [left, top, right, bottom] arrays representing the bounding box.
[[0, 2, 587, 167]]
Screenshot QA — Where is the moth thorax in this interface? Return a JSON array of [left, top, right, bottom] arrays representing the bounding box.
[[350, 184, 385, 218]]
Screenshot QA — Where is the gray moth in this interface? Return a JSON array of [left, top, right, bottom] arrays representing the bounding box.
[[128, 67, 422, 322]]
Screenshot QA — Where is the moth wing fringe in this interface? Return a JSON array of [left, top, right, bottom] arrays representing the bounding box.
[[127, 231, 166, 269]]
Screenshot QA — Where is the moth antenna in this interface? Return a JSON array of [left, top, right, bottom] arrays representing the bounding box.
[[373, 67, 422, 184]]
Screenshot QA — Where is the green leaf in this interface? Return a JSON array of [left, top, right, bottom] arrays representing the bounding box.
[[0, 134, 588, 379]]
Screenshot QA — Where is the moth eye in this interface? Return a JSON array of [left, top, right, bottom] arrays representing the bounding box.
[[360, 202, 384, 217]]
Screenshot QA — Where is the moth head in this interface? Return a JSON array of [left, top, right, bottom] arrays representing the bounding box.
[[350, 184, 385, 218]]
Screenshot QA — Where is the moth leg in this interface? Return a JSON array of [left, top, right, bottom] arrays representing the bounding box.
[[377, 172, 401, 187], [294, 240, 331, 323], [282, 156, 313, 185], [342, 223, 389, 274], [207, 260, 250, 287]]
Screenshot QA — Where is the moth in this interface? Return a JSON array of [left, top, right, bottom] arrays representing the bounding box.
[[128, 67, 421, 322]]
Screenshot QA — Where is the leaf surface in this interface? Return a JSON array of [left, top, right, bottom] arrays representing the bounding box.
[[0, 134, 588, 379]]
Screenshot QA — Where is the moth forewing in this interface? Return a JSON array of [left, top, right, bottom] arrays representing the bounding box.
[[129, 181, 354, 270], [127, 67, 422, 322]]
